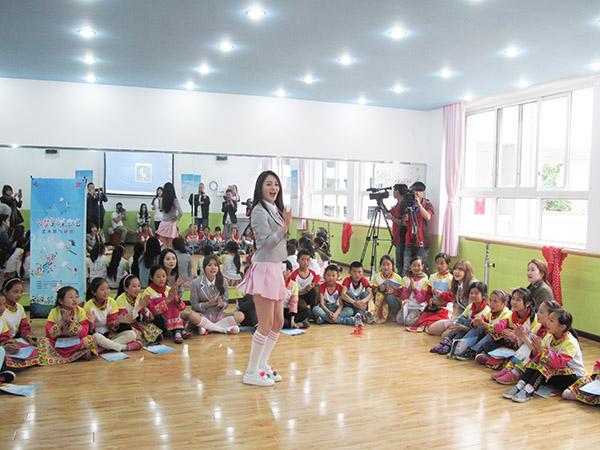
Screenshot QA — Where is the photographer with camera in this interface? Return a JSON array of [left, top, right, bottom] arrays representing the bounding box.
[[402, 182, 434, 275], [110, 202, 137, 244], [189, 183, 210, 231], [385, 184, 409, 277], [86, 182, 108, 229]]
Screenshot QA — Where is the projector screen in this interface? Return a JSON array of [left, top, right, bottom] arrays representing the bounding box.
[[104, 151, 173, 196]]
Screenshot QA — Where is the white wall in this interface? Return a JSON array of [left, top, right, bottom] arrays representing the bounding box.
[[0, 77, 444, 227]]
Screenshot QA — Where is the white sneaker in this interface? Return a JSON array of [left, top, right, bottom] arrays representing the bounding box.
[[198, 327, 207, 335], [243, 370, 275, 387], [262, 366, 283, 382], [226, 325, 240, 334]]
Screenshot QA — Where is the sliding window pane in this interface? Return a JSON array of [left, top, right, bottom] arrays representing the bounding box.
[[323, 194, 335, 218], [568, 88, 593, 190], [336, 161, 348, 190], [497, 106, 519, 187], [464, 111, 495, 188], [520, 102, 537, 187], [311, 160, 323, 190], [310, 194, 322, 217], [496, 198, 537, 239], [337, 195, 347, 219], [541, 199, 587, 245], [539, 97, 568, 188], [325, 161, 336, 190], [459, 197, 493, 235]]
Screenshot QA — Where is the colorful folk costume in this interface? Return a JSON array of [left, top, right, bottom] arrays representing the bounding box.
[[0, 301, 39, 368], [568, 359, 600, 405], [371, 270, 404, 324], [0, 313, 39, 369], [115, 292, 162, 345], [143, 283, 185, 332], [37, 306, 97, 365], [410, 269, 453, 331]]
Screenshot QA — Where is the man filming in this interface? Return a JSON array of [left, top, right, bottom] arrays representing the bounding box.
[[385, 183, 409, 277], [189, 183, 210, 231], [402, 182, 434, 275]]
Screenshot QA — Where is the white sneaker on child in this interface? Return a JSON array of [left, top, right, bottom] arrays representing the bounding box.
[[243, 370, 275, 387], [198, 327, 207, 336], [226, 325, 240, 334]]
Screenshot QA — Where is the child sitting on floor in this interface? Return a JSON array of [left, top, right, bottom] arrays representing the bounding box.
[[313, 264, 355, 325], [283, 261, 311, 329], [372, 254, 404, 323], [398, 255, 429, 327], [341, 261, 375, 324]]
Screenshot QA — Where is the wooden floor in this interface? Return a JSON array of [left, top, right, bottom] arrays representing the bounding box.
[[2, 318, 599, 450]]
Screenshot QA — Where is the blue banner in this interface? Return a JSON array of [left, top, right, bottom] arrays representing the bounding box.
[[30, 178, 86, 318]]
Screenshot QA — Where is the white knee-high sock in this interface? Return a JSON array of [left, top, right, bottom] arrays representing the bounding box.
[[93, 333, 125, 352], [215, 316, 236, 329], [258, 331, 279, 371], [112, 330, 137, 345], [200, 316, 227, 333], [246, 331, 267, 375]]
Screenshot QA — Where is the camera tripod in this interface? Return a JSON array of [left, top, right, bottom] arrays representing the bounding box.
[[360, 201, 395, 277]]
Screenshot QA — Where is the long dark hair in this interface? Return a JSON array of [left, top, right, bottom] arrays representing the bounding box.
[[130, 242, 144, 277], [55, 286, 78, 308], [551, 308, 579, 340], [161, 182, 176, 213], [172, 237, 187, 254], [251, 171, 284, 215], [225, 240, 241, 275], [2, 185, 12, 197], [511, 287, 537, 322], [203, 254, 226, 296], [159, 248, 179, 279], [90, 241, 105, 263], [142, 237, 161, 268], [107, 245, 125, 281], [139, 203, 150, 221], [86, 277, 108, 302], [117, 274, 138, 298]]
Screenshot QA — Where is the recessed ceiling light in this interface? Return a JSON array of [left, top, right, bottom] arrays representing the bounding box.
[[338, 55, 353, 65], [389, 29, 407, 39], [276, 89, 286, 97], [518, 79, 528, 88], [504, 47, 520, 57], [358, 97, 367, 105], [84, 74, 97, 83], [590, 62, 600, 71], [198, 64, 211, 75], [439, 69, 453, 78], [78, 28, 96, 38], [393, 85, 403, 94], [303, 75, 315, 84], [218, 42, 234, 52], [246, 9, 265, 19], [81, 55, 97, 64], [185, 81, 195, 90], [464, 93, 473, 101], [11, 144, 19, 149]]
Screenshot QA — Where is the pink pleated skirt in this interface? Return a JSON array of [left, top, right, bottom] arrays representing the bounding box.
[[156, 220, 179, 238], [237, 261, 286, 301]]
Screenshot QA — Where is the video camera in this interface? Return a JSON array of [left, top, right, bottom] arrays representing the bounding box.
[[367, 186, 392, 202]]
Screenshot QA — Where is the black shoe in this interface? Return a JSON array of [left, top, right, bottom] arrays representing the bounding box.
[[0, 370, 17, 384], [455, 348, 477, 361]]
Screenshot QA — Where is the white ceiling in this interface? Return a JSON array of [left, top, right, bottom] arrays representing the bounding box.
[[1, 0, 599, 110]]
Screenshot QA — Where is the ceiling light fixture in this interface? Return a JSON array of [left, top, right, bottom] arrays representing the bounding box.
[[302, 75, 315, 84], [393, 85, 403, 94], [218, 42, 234, 52], [590, 62, 600, 71], [338, 55, 353, 65], [358, 97, 367, 105], [81, 55, 97, 64], [11, 144, 19, 149], [246, 9, 265, 19], [198, 64, 211, 75], [504, 47, 520, 57], [78, 28, 96, 38], [185, 81, 195, 90], [439, 69, 453, 78], [389, 29, 407, 39], [84, 74, 97, 83], [276, 89, 286, 97], [518, 79, 528, 88], [464, 93, 473, 101]]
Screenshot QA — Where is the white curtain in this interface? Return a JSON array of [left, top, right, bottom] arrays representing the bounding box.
[[296, 159, 308, 230], [440, 102, 466, 257]]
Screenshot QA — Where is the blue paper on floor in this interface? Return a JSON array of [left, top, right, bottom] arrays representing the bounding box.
[[143, 344, 176, 354], [0, 384, 41, 397], [100, 352, 131, 362], [280, 329, 306, 336]]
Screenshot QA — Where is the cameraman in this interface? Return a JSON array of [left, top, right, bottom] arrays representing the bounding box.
[[86, 182, 108, 229], [110, 202, 137, 244], [385, 184, 409, 277], [403, 182, 434, 275], [189, 183, 210, 231]]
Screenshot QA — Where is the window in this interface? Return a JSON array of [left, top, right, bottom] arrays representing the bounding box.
[[460, 87, 592, 247], [308, 160, 348, 220]]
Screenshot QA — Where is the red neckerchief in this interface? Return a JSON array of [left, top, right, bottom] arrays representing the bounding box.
[[536, 325, 547, 338], [150, 283, 167, 295], [6, 301, 17, 312], [512, 308, 531, 326], [125, 293, 137, 308], [438, 270, 451, 277], [470, 300, 488, 318], [489, 309, 502, 321], [93, 298, 107, 311]]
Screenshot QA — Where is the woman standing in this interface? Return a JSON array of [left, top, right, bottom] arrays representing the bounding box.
[[151, 187, 163, 232], [156, 183, 182, 249], [237, 171, 291, 387], [1, 185, 23, 229]]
